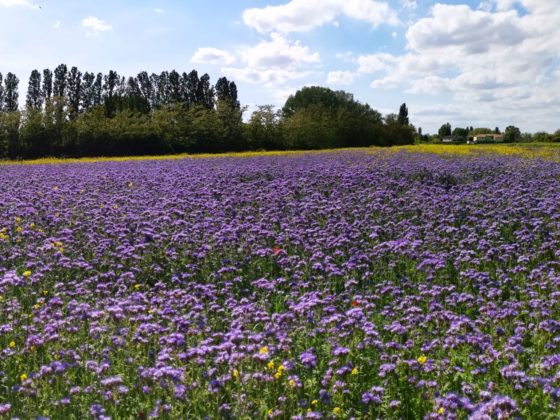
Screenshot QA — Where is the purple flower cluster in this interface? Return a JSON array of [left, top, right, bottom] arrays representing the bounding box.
[[0, 151, 559, 418]]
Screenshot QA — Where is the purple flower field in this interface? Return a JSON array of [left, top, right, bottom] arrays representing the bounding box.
[[1, 151, 560, 419]]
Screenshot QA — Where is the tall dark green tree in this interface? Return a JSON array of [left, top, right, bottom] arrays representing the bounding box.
[[26, 70, 43, 110], [156, 71, 169, 105], [215, 77, 230, 102], [103, 70, 120, 117], [451, 127, 469, 142], [0, 109, 20, 158], [81, 72, 96, 111], [42, 69, 53, 103], [503, 125, 521, 143], [229, 82, 239, 107], [53, 64, 68, 99], [185, 70, 199, 107], [438, 123, 452, 138], [167, 70, 182, 104], [198, 73, 214, 109], [397, 103, 409, 125], [67, 67, 82, 118], [124, 76, 149, 113], [4, 72, 20, 112], [93, 73, 103, 107], [137, 71, 153, 109], [216, 77, 240, 109], [22, 72, 48, 158], [149, 73, 162, 108]]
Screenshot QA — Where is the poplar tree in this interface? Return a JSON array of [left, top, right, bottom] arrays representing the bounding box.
[[4, 72, 20, 112], [42, 69, 53, 102], [26, 70, 43, 109]]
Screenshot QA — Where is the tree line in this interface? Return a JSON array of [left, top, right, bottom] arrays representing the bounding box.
[[0, 66, 414, 159], [423, 123, 560, 144]]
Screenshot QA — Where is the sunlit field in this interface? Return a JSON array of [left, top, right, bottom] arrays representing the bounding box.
[[1, 148, 560, 418]]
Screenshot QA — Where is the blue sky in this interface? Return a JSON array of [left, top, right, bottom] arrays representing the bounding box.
[[1, 0, 558, 133]]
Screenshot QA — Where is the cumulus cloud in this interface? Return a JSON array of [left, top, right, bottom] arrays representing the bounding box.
[[358, 1, 560, 131], [222, 33, 320, 85], [327, 71, 355, 85], [191, 47, 236, 65], [82, 16, 112, 35], [407, 4, 525, 53], [357, 53, 398, 74], [242, 0, 398, 34]]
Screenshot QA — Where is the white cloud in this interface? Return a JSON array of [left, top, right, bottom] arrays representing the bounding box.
[[399, 0, 417, 11], [222, 67, 312, 85], [82, 16, 112, 35], [153, 8, 164, 14], [357, 1, 560, 131], [357, 53, 398, 74], [478, 1, 493, 12], [191, 47, 236, 65], [0, 0, 38, 8], [222, 33, 320, 85], [327, 70, 355, 85], [242, 0, 398, 34], [407, 4, 525, 53]]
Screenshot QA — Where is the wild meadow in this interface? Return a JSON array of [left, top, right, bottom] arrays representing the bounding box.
[[1, 148, 560, 419]]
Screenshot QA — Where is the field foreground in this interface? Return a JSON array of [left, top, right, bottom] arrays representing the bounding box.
[[1, 150, 560, 419]]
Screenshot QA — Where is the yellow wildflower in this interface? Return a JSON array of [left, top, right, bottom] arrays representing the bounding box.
[[16, 226, 22, 233], [30, 223, 35, 228], [233, 369, 239, 379], [20, 373, 27, 382], [15, 217, 21, 224], [267, 360, 275, 370], [22, 270, 32, 278], [351, 367, 359, 375], [438, 407, 444, 415], [134, 284, 141, 290], [333, 407, 341, 415], [147, 309, 153, 314], [288, 379, 296, 388], [53, 186, 59, 191], [311, 400, 318, 406], [274, 372, 282, 380], [267, 408, 273, 416], [9, 341, 15, 348], [259, 346, 268, 355], [33, 303, 41, 310], [417, 355, 428, 365], [277, 364, 285, 373]]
